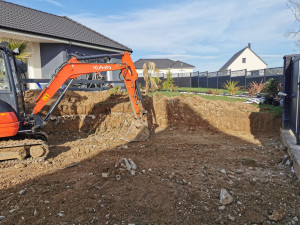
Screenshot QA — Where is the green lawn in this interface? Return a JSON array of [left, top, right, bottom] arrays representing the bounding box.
[[258, 104, 282, 117], [147, 91, 246, 102], [174, 87, 245, 95], [198, 94, 247, 102]]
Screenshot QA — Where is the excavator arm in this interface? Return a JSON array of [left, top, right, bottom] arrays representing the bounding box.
[[30, 51, 149, 142], [33, 51, 145, 120]]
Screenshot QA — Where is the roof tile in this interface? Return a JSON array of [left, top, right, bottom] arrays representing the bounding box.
[[134, 59, 194, 69], [0, 0, 131, 51]]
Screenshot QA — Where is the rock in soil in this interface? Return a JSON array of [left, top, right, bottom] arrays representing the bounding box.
[[268, 209, 286, 221], [220, 189, 233, 205], [19, 189, 26, 195]]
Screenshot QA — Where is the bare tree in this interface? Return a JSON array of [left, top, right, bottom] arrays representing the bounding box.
[[286, 0, 300, 44]]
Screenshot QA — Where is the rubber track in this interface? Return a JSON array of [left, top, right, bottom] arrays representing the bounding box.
[[0, 138, 49, 165]]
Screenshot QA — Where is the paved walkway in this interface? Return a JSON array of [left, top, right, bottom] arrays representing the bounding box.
[[281, 129, 300, 179]]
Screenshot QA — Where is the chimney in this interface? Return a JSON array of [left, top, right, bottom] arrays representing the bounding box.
[[248, 43, 251, 49]]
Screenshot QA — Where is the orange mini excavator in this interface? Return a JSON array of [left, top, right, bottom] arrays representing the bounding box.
[[0, 42, 149, 162]]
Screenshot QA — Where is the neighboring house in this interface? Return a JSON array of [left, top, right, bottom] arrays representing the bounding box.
[[219, 43, 267, 72], [0, 1, 131, 88], [134, 59, 195, 77]]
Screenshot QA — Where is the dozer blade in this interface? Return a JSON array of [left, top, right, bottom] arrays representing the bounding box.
[[0, 147, 27, 161], [121, 120, 149, 142]]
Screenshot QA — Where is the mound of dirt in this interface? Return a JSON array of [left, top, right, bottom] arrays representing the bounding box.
[[24, 90, 281, 138], [0, 90, 298, 225]]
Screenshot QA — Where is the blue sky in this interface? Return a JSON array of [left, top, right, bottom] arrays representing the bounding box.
[[5, 0, 300, 71]]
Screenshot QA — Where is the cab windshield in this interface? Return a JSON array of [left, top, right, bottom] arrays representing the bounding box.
[[0, 52, 10, 91]]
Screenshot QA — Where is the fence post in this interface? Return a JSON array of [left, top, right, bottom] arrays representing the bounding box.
[[206, 71, 209, 88], [217, 71, 219, 89], [264, 69, 266, 83], [229, 70, 231, 82], [244, 69, 247, 90], [190, 72, 192, 87], [198, 71, 200, 88]]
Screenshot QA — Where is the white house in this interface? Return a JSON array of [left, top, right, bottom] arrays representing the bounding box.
[[0, 1, 131, 88], [219, 43, 267, 72], [134, 59, 195, 77]]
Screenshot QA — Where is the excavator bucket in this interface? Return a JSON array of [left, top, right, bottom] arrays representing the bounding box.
[[121, 120, 149, 142]]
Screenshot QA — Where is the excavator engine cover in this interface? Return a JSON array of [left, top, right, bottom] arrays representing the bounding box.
[[0, 100, 19, 138]]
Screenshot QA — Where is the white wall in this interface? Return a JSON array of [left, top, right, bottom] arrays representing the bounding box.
[[228, 48, 267, 71], [136, 68, 193, 77], [27, 42, 42, 89]]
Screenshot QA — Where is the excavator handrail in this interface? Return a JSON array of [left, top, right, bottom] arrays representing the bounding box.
[[75, 53, 125, 60]]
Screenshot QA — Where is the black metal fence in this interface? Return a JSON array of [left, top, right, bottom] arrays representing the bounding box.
[[138, 67, 284, 90], [282, 54, 300, 144], [24, 67, 284, 92]]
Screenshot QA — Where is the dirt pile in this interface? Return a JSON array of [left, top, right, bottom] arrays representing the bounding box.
[[0, 90, 295, 225], [24, 90, 281, 138]]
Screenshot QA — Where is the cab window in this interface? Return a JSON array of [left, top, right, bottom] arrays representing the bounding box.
[[0, 53, 10, 91]]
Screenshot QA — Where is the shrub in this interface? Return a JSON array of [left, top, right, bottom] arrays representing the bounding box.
[[162, 71, 176, 91], [222, 80, 240, 95], [250, 80, 264, 93], [212, 89, 220, 96], [109, 86, 121, 95], [262, 78, 280, 97], [149, 76, 161, 91], [206, 89, 213, 94], [262, 78, 282, 105], [248, 86, 256, 98]]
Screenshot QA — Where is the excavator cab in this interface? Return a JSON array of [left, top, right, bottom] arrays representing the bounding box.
[[0, 44, 49, 162], [0, 44, 27, 138], [0, 44, 26, 117]]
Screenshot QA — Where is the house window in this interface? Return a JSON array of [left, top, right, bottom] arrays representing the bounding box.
[[242, 58, 246, 63]]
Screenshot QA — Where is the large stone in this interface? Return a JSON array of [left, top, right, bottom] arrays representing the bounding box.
[[268, 209, 286, 221], [123, 158, 132, 171], [101, 173, 109, 178], [19, 189, 26, 195], [128, 158, 137, 170], [228, 215, 235, 221], [220, 189, 233, 205]]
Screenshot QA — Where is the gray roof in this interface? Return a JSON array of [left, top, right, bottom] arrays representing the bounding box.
[[219, 45, 267, 71], [0, 0, 131, 52], [134, 59, 195, 69]]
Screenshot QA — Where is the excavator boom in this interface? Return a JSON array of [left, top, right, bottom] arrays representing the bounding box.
[[31, 51, 149, 142], [33, 51, 145, 120]]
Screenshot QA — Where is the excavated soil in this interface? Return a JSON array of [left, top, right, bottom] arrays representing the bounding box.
[[0, 90, 299, 225]]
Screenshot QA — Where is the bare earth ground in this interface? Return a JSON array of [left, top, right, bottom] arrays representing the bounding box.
[[0, 91, 299, 225]]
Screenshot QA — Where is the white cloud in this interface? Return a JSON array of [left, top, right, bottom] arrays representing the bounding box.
[[44, 0, 63, 7], [67, 0, 295, 70], [26, 0, 63, 7]]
